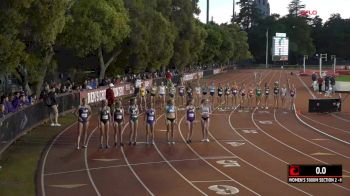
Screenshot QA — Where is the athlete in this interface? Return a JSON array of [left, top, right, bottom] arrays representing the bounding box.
[[231, 81, 239, 108], [128, 98, 139, 145], [224, 83, 231, 109], [113, 99, 125, 147], [165, 99, 177, 144], [200, 99, 212, 142], [75, 98, 91, 149], [247, 85, 254, 109], [255, 84, 262, 109], [140, 83, 147, 111], [194, 81, 201, 107], [168, 82, 176, 99], [239, 83, 246, 110], [150, 84, 157, 106], [280, 84, 288, 109], [217, 83, 224, 108], [264, 83, 270, 109], [290, 84, 296, 111], [201, 82, 208, 99], [178, 81, 186, 107], [186, 99, 196, 143], [145, 102, 156, 144], [158, 82, 166, 109], [273, 81, 280, 109], [186, 83, 193, 103], [209, 81, 216, 106], [99, 100, 111, 149]]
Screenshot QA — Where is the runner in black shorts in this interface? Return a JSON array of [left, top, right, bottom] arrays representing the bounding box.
[[165, 99, 177, 144], [186, 99, 196, 143], [217, 83, 223, 108], [264, 83, 270, 109], [99, 100, 111, 149], [128, 97, 139, 145], [145, 102, 156, 144], [75, 98, 91, 149], [273, 81, 280, 109], [209, 81, 215, 107], [200, 99, 211, 142], [113, 99, 125, 147]]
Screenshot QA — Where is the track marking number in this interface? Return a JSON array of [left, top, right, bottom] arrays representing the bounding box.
[[242, 129, 258, 134], [226, 142, 245, 147], [258, 111, 270, 114], [258, 120, 273, 125], [216, 160, 241, 168], [208, 185, 239, 195]]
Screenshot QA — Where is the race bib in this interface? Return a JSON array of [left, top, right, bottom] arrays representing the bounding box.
[[81, 113, 88, 118], [102, 115, 108, 120], [148, 116, 154, 121], [116, 114, 122, 120], [188, 113, 195, 118]]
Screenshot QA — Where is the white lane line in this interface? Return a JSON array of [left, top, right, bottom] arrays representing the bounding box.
[[84, 127, 101, 196], [273, 110, 350, 159], [224, 108, 312, 196], [296, 76, 350, 145], [331, 113, 350, 123], [301, 114, 350, 134], [120, 118, 155, 196], [152, 114, 207, 195], [177, 115, 261, 196], [293, 105, 350, 145], [41, 122, 77, 196]]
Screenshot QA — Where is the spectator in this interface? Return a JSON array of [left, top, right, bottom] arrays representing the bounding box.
[[0, 103, 5, 118], [12, 92, 20, 111], [317, 76, 324, 94], [330, 76, 336, 93], [44, 87, 61, 127], [106, 83, 115, 107], [325, 75, 330, 91], [311, 72, 317, 88]]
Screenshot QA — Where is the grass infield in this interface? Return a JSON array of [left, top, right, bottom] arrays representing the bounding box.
[[0, 114, 75, 196], [336, 75, 350, 82]]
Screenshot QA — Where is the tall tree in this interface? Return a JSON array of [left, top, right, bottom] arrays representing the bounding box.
[[288, 0, 305, 17], [61, 0, 130, 80], [236, 0, 262, 31]]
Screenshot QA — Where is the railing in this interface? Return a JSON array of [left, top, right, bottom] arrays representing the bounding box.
[[0, 67, 225, 155]]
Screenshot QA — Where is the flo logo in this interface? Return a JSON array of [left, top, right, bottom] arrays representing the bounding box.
[[299, 10, 318, 16]]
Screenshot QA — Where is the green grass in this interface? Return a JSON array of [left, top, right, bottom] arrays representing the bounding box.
[[336, 76, 350, 82], [0, 114, 76, 196]]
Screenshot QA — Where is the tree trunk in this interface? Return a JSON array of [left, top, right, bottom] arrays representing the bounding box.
[[35, 46, 53, 97], [98, 47, 121, 80]]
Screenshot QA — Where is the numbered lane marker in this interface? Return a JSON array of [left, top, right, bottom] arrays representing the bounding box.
[[258, 120, 273, 125], [216, 160, 240, 167], [226, 142, 245, 147], [208, 185, 240, 195], [242, 129, 258, 134], [237, 110, 249, 113], [258, 111, 270, 114]]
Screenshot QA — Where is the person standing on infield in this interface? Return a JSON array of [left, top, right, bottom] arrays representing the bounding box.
[[75, 98, 91, 149]]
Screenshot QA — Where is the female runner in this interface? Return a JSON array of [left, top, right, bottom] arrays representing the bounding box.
[[200, 99, 212, 142], [75, 98, 91, 149], [158, 82, 166, 109], [290, 84, 296, 111], [145, 102, 156, 144], [195, 81, 201, 107], [113, 99, 125, 147], [217, 83, 224, 108], [247, 85, 254, 109], [140, 83, 147, 111], [186, 83, 193, 103], [202, 82, 208, 99], [165, 99, 177, 144], [264, 83, 270, 109], [186, 99, 196, 143], [273, 81, 280, 109], [281, 84, 288, 109], [224, 83, 231, 109], [240, 83, 246, 110], [99, 100, 111, 149], [150, 84, 157, 106], [209, 81, 216, 107], [255, 84, 262, 109], [231, 81, 238, 108], [128, 98, 139, 145], [178, 81, 186, 107]]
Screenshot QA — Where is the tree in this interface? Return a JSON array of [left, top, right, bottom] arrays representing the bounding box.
[[200, 24, 223, 65], [61, 0, 130, 80], [288, 0, 305, 17], [236, 0, 262, 31], [0, 0, 69, 95]]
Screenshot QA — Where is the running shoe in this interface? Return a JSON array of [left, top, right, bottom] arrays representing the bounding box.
[[105, 145, 110, 149], [201, 139, 206, 142], [120, 143, 124, 147], [133, 142, 136, 146], [76, 146, 80, 150], [205, 139, 210, 143], [171, 141, 175, 144], [167, 141, 171, 144], [55, 123, 61, 127], [50, 123, 55, 127], [83, 145, 87, 148], [99, 144, 104, 149]]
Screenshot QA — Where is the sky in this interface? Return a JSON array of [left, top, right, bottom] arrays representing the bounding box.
[[197, 0, 350, 24]]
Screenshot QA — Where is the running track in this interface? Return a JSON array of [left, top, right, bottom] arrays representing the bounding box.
[[38, 70, 350, 196]]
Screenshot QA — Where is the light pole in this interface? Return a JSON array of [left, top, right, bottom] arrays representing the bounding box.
[[331, 55, 336, 75], [303, 55, 308, 73], [206, 0, 209, 24], [265, 29, 269, 69]]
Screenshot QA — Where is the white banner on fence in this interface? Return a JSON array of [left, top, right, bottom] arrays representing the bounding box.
[[213, 68, 221, 75]]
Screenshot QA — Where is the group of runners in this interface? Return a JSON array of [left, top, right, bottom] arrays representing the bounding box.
[[74, 75, 296, 150]]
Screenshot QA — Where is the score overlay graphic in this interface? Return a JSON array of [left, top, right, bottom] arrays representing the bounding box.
[[288, 165, 343, 183]]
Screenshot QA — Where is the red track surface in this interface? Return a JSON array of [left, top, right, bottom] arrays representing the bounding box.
[[37, 70, 350, 196]]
